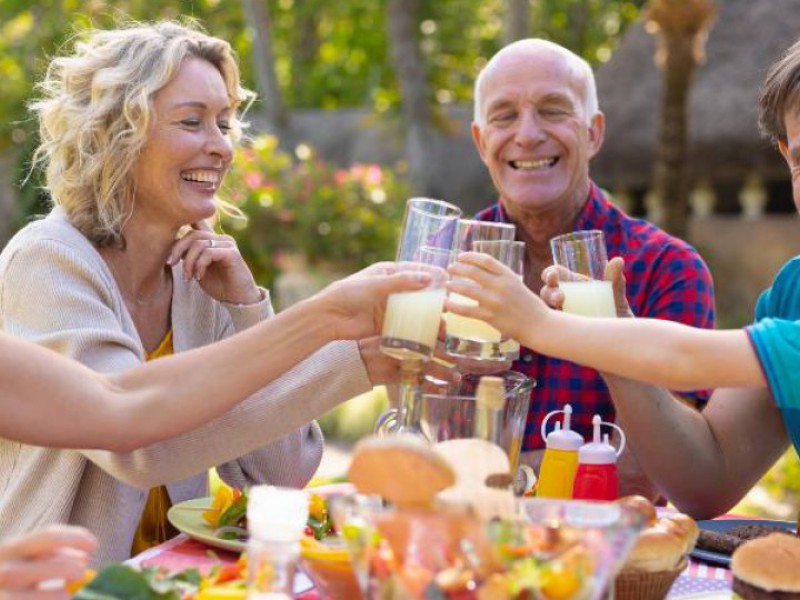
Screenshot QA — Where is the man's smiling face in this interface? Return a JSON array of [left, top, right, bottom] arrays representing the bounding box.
[[472, 45, 604, 220]]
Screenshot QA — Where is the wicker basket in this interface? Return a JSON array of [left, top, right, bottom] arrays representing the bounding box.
[[612, 556, 688, 600]]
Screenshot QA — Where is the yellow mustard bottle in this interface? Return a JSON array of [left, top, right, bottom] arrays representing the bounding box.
[[536, 404, 584, 499]]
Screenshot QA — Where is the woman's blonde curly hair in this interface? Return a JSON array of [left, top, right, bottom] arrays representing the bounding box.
[[29, 20, 254, 248]]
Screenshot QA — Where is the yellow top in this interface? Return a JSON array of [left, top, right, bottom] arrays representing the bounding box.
[[131, 329, 179, 555]]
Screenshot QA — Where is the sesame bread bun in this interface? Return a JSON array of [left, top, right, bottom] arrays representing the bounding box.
[[731, 533, 800, 599], [348, 435, 455, 508]]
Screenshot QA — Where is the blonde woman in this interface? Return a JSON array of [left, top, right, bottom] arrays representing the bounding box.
[[0, 21, 445, 564]]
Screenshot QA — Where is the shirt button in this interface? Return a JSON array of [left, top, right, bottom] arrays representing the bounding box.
[[522, 354, 534, 363]]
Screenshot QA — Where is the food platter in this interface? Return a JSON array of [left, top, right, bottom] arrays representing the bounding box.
[[690, 518, 796, 566]]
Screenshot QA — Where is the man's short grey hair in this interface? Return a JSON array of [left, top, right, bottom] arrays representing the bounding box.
[[473, 39, 599, 128]]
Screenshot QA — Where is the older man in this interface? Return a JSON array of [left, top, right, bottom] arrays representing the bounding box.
[[470, 39, 715, 491]]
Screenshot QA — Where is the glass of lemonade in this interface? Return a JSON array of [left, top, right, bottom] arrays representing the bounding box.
[[380, 249, 450, 362], [445, 221, 517, 360], [377, 198, 461, 438], [550, 230, 616, 318], [496, 240, 525, 361], [379, 198, 461, 363]]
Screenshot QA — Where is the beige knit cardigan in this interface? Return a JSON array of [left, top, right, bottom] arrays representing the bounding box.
[[0, 208, 372, 564]]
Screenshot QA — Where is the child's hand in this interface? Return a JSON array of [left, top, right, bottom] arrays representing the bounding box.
[[541, 256, 633, 318], [540, 264, 567, 310], [446, 252, 549, 345]]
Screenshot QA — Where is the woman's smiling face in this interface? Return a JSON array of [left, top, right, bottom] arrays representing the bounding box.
[[130, 57, 234, 229]]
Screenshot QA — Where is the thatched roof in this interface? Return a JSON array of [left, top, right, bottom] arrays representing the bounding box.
[[593, 0, 800, 190]]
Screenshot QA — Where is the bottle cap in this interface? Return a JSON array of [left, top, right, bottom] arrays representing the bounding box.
[[541, 405, 584, 451], [578, 416, 621, 464], [247, 485, 308, 542]]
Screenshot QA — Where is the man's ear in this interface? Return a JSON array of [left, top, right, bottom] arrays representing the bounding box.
[[471, 121, 489, 164], [587, 111, 605, 159]]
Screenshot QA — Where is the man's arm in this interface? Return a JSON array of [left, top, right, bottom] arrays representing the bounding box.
[[608, 383, 788, 517]]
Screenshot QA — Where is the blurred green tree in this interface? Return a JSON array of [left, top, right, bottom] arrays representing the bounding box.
[[0, 0, 647, 155]]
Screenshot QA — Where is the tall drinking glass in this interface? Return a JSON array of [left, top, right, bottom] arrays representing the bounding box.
[[445, 230, 522, 366], [550, 230, 616, 318], [380, 248, 450, 362], [378, 198, 461, 436], [494, 240, 525, 361], [445, 222, 516, 361]]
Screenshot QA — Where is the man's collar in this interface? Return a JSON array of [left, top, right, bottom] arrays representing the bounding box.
[[492, 181, 601, 228], [574, 181, 605, 230]]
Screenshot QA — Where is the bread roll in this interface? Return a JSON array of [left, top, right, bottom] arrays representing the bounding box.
[[623, 514, 699, 573], [348, 435, 455, 508], [617, 495, 657, 525]]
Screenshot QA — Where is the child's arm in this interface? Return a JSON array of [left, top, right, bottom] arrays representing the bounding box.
[[447, 252, 765, 390]]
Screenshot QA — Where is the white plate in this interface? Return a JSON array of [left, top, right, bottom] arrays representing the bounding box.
[[167, 497, 246, 553]]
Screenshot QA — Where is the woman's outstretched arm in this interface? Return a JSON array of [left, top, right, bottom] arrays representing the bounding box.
[[0, 265, 425, 452]]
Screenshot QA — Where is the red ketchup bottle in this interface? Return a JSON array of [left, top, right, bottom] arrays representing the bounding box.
[[572, 415, 626, 501]]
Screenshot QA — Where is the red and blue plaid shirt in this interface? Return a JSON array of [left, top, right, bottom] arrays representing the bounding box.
[[475, 182, 716, 450]]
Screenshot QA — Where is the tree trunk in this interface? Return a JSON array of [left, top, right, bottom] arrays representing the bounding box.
[[386, 0, 435, 197], [646, 0, 717, 239], [652, 34, 695, 238], [241, 0, 290, 138], [569, 0, 590, 56], [503, 0, 531, 45], [290, 2, 320, 106]]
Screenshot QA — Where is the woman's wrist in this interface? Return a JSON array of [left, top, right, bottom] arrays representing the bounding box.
[[288, 294, 341, 345]]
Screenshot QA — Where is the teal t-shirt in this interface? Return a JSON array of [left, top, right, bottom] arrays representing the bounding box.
[[746, 256, 800, 455]]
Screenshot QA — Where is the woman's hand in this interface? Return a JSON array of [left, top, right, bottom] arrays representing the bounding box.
[[316, 262, 434, 341], [0, 525, 96, 599], [447, 252, 547, 345], [356, 337, 459, 387], [167, 221, 261, 305]]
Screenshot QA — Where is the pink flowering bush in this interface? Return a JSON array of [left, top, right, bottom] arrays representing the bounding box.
[[222, 135, 408, 287]]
